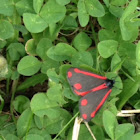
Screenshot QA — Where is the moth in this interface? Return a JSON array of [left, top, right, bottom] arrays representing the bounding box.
[[67, 68, 115, 122]]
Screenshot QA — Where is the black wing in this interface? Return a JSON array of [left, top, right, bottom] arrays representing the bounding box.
[[67, 68, 107, 96], [79, 88, 112, 122]]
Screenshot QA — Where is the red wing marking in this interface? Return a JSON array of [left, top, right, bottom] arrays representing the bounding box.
[[68, 72, 72, 78], [74, 83, 108, 96], [82, 114, 87, 119], [74, 83, 82, 90], [81, 99, 88, 106], [74, 68, 107, 80], [91, 89, 112, 118]]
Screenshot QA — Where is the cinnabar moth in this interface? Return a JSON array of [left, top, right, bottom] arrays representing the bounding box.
[[67, 68, 115, 122]]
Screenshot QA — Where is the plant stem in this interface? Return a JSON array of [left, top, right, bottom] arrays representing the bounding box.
[[53, 112, 79, 140], [121, 68, 135, 82], [0, 95, 4, 113], [90, 20, 98, 46], [84, 122, 97, 140], [89, 19, 99, 71], [10, 79, 19, 124]]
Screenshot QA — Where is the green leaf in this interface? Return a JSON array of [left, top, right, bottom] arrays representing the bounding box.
[[0, 130, 9, 139], [0, 0, 14, 16], [111, 53, 122, 72], [103, 0, 110, 7], [98, 11, 118, 30], [106, 98, 118, 115], [71, 51, 93, 67], [63, 87, 79, 101], [62, 16, 78, 30], [115, 123, 134, 140], [47, 68, 60, 83], [23, 13, 48, 33], [13, 95, 30, 114], [73, 32, 92, 51], [25, 39, 37, 56], [134, 100, 140, 109], [47, 84, 66, 106], [99, 29, 122, 42], [85, 0, 105, 17], [30, 33, 43, 44], [106, 72, 123, 96], [0, 114, 9, 127], [132, 133, 140, 140], [7, 43, 26, 61], [0, 40, 7, 50], [59, 64, 71, 78], [17, 56, 42, 76], [136, 41, 140, 68], [109, 5, 124, 18], [111, 0, 128, 6], [47, 43, 77, 61], [33, 0, 44, 13], [56, 0, 70, 6], [103, 110, 118, 139], [128, 92, 140, 109], [45, 108, 71, 134], [120, 0, 138, 41], [44, 23, 61, 41], [5, 134, 19, 140], [118, 42, 136, 59], [120, 0, 138, 19], [17, 108, 34, 137], [0, 123, 16, 136], [14, 25, 28, 35], [36, 38, 52, 60], [16, 73, 47, 91], [78, 124, 104, 140], [118, 42, 136, 76], [98, 40, 118, 58], [0, 20, 14, 40], [90, 125, 105, 140], [16, 0, 34, 16], [28, 126, 51, 139], [0, 55, 8, 79], [41, 58, 60, 74], [118, 75, 140, 110], [40, 0, 66, 24], [78, 0, 89, 27], [23, 134, 44, 140], [34, 115, 44, 129], [30, 93, 59, 118]]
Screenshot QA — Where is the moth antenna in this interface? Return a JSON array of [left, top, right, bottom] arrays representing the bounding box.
[[84, 121, 97, 140]]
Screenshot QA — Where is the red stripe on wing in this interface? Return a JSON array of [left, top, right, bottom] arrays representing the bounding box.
[[74, 68, 107, 80], [90, 89, 112, 118], [74, 83, 108, 96]]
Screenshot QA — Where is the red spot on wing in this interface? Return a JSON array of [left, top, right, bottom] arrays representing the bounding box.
[[74, 68, 107, 80], [68, 72, 72, 78], [74, 83, 82, 90], [81, 99, 88, 106], [91, 89, 112, 118], [82, 114, 87, 119]]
